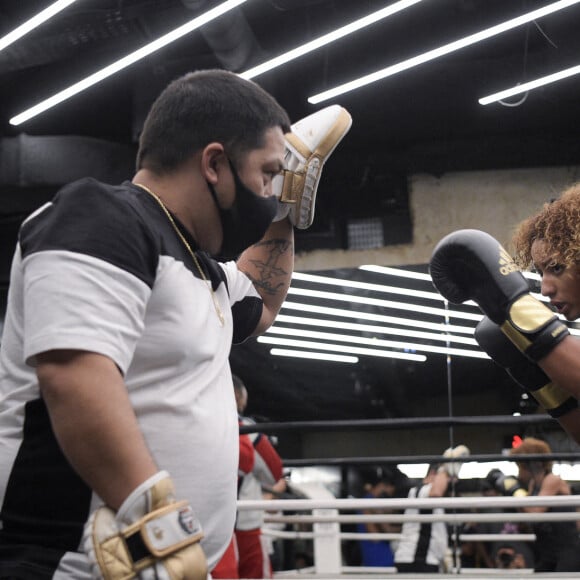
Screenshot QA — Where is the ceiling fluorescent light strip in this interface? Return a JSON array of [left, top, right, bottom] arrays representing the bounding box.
[[398, 461, 519, 480], [288, 287, 483, 322], [274, 314, 478, 346], [9, 0, 247, 125], [240, 0, 424, 80], [361, 268, 548, 307], [308, 0, 580, 104], [270, 348, 358, 363], [360, 265, 432, 282], [361, 264, 540, 282], [281, 302, 476, 335], [0, 0, 80, 53], [265, 326, 489, 359], [293, 270, 551, 317], [293, 271, 445, 302], [360, 265, 541, 304], [257, 336, 427, 362], [479, 62, 580, 105]]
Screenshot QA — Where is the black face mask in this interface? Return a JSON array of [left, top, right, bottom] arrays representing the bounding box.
[[208, 159, 277, 259]]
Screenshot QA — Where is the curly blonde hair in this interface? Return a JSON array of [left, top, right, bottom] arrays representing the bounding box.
[[512, 182, 580, 270], [509, 436, 553, 473]]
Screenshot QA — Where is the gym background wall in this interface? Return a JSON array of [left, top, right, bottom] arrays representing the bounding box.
[[1, 160, 579, 466]]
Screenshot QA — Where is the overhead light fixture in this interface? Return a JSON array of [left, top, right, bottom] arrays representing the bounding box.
[[240, 0, 424, 80], [362, 264, 541, 282], [281, 302, 476, 335], [396, 463, 431, 479], [360, 265, 432, 282], [268, 270, 576, 364], [553, 463, 580, 480], [0, 0, 80, 53], [9, 0, 248, 125], [460, 461, 518, 478], [398, 461, 519, 479], [274, 314, 478, 346], [308, 0, 580, 104], [270, 348, 358, 363], [258, 336, 427, 362], [293, 271, 444, 302], [361, 265, 547, 302], [265, 326, 488, 359], [280, 270, 578, 362], [266, 326, 489, 359], [398, 462, 580, 480], [479, 62, 580, 105], [288, 287, 482, 322]]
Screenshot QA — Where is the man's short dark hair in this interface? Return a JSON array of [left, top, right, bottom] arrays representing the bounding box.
[[136, 69, 291, 173]]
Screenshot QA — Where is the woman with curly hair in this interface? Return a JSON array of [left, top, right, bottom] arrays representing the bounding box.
[[509, 437, 580, 572], [512, 182, 580, 323], [500, 183, 580, 443]]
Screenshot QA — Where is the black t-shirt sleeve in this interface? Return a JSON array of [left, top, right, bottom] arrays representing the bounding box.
[[20, 178, 159, 287]]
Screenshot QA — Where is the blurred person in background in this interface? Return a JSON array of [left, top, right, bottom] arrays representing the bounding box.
[[395, 445, 470, 573], [487, 436, 580, 572], [356, 466, 404, 568], [213, 375, 284, 579], [493, 542, 528, 570]]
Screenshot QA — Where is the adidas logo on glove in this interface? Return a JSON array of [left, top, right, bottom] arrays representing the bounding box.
[[499, 246, 519, 275]]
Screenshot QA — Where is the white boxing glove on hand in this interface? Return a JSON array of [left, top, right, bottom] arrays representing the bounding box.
[[83, 471, 207, 580], [439, 444, 470, 478], [273, 104, 352, 229]]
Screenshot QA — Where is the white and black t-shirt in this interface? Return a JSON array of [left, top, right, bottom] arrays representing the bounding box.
[[0, 178, 263, 577], [394, 483, 448, 568]]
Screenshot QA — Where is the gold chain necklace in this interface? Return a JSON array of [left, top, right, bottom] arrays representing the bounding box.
[[135, 183, 225, 327]]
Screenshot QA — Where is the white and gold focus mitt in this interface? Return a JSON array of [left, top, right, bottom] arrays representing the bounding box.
[[273, 104, 352, 229], [83, 471, 207, 580]]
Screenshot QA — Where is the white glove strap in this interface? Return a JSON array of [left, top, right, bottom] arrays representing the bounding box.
[[117, 470, 171, 524]]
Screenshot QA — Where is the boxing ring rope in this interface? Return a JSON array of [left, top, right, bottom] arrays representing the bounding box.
[[238, 495, 580, 578], [263, 528, 536, 543], [262, 510, 580, 525], [281, 451, 580, 468], [238, 413, 558, 436], [239, 414, 580, 463], [237, 416, 580, 576], [240, 494, 580, 512], [239, 414, 580, 467]]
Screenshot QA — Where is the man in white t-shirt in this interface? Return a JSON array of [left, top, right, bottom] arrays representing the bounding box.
[[0, 69, 351, 579]]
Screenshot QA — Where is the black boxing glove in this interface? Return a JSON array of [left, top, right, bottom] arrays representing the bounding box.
[[486, 468, 528, 497], [429, 229, 569, 361], [475, 316, 578, 418]]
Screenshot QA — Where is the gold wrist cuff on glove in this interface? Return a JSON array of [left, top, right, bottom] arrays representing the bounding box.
[[508, 295, 556, 334], [532, 382, 575, 411]]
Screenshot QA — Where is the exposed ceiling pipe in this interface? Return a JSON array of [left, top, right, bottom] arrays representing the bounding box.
[[0, 135, 135, 189], [266, 0, 329, 9], [181, 0, 265, 72]]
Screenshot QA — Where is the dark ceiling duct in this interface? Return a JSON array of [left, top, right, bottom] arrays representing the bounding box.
[[181, 0, 265, 71], [0, 135, 135, 190], [266, 0, 330, 9]]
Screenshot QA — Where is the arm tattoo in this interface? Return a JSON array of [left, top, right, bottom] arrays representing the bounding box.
[[245, 238, 293, 296]]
